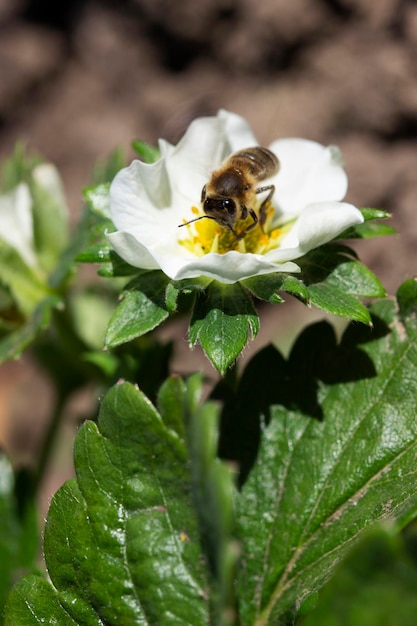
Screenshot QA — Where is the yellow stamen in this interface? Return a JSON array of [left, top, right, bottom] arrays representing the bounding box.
[[178, 201, 285, 257]]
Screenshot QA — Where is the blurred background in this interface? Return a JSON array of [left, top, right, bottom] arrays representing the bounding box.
[[0, 0, 416, 511]]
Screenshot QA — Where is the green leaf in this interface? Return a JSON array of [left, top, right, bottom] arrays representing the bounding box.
[[298, 528, 417, 625], [397, 277, 417, 338], [189, 282, 259, 375], [236, 294, 417, 624], [105, 271, 170, 348], [131, 140, 160, 163], [6, 381, 208, 625], [6, 575, 80, 625]]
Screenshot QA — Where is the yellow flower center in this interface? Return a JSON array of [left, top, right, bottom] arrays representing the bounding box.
[[179, 203, 285, 256]]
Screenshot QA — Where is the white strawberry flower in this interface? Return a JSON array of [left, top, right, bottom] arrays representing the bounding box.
[[0, 163, 68, 270], [108, 110, 363, 285], [0, 183, 37, 267]]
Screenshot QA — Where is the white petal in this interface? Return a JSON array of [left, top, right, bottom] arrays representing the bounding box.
[[278, 202, 364, 256], [108, 228, 299, 284], [0, 184, 37, 266], [158, 138, 174, 158], [107, 231, 160, 270], [269, 139, 348, 219], [217, 109, 260, 151], [164, 251, 299, 284], [167, 110, 260, 205], [110, 158, 174, 236]]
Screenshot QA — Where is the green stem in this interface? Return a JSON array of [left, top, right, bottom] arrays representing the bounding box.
[[33, 392, 68, 494]]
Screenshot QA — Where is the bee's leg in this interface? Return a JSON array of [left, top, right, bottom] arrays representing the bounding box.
[[236, 206, 258, 239], [246, 208, 259, 231], [255, 185, 275, 229], [226, 223, 243, 240]]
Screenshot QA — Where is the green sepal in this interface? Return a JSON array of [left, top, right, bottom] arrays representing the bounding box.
[[97, 258, 142, 277], [83, 183, 111, 219], [75, 243, 113, 264], [307, 283, 371, 324], [105, 271, 171, 348], [131, 140, 160, 163], [29, 176, 69, 273], [242, 274, 285, 303], [342, 208, 395, 239], [172, 276, 213, 293], [360, 208, 391, 221], [0, 143, 41, 192], [1, 146, 70, 274], [242, 273, 309, 304], [0, 240, 51, 317], [165, 277, 214, 314], [189, 281, 259, 375], [0, 295, 62, 364], [91, 148, 126, 185], [351, 221, 397, 239], [76, 243, 141, 278], [165, 281, 180, 314], [82, 350, 119, 379], [322, 256, 386, 298]]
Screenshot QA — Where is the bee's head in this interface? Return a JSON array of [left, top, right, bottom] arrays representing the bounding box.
[[203, 197, 237, 226]]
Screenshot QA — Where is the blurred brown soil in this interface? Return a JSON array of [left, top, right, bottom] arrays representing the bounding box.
[[0, 0, 416, 502]]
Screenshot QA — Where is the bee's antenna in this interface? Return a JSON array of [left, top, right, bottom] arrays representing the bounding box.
[[178, 215, 215, 228]]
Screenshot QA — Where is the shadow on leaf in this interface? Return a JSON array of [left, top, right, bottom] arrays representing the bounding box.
[[213, 313, 389, 486]]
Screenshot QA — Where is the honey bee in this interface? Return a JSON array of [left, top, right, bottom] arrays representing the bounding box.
[[179, 147, 280, 240]]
